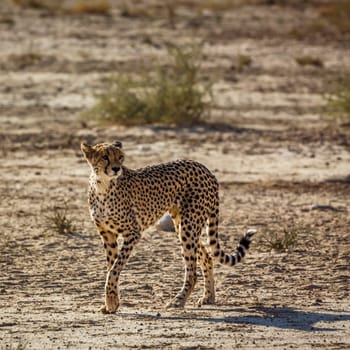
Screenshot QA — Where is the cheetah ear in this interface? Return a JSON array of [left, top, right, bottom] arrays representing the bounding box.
[[113, 140, 123, 149], [81, 142, 93, 159]]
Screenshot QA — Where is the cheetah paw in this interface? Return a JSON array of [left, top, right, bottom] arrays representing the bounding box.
[[166, 297, 185, 309], [99, 305, 109, 314], [103, 294, 119, 314], [197, 296, 215, 307]]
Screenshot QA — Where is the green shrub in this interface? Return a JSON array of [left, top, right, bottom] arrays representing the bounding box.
[[83, 45, 212, 126], [327, 73, 350, 120]]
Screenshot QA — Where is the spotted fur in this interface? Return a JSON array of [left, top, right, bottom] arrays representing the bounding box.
[[81, 141, 256, 313]]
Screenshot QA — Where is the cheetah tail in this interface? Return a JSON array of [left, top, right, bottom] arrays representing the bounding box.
[[209, 228, 256, 266]]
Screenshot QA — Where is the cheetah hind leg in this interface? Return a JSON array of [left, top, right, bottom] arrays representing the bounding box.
[[197, 241, 215, 306], [165, 208, 189, 309], [166, 224, 198, 309]]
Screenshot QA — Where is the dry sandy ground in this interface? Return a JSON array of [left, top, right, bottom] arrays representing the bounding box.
[[0, 1, 350, 349]]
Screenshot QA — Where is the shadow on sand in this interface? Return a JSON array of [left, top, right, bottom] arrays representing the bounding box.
[[125, 306, 350, 332], [206, 306, 350, 332]]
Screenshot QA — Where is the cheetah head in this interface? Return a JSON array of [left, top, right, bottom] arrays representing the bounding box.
[[81, 141, 125, 180]]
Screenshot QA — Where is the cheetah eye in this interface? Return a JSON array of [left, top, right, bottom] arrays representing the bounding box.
[[102, 155, 109, 161], [119, 155, 124, 162]]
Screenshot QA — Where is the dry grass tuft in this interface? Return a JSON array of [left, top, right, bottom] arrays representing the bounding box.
[[260, 228, 299, 252], [295, 55, 323, 68], [43, 204, 77, 235]]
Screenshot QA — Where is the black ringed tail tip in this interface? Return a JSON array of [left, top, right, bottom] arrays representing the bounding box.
[[239, 229, 257, 250], [245, 229, 257, 238]]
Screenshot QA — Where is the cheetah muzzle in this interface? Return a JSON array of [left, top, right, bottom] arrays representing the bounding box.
[[81, 141, 256, 313]]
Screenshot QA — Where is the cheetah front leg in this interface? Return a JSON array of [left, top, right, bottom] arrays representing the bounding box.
[[98, 229, 119, 270], [103, 230, 141, 314]]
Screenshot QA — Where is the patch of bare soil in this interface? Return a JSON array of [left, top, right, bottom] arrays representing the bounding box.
[[0, 1, 349, 349]]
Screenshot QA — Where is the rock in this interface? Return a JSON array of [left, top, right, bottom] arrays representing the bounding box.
[[156, 214, 175, 232]]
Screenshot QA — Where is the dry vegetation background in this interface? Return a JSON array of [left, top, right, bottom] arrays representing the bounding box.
[[0, 0, 350, 349]]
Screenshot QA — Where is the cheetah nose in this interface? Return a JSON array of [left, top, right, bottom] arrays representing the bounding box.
[[112, 166, 120, 173]]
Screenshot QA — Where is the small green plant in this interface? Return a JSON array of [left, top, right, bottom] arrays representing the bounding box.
[[295, 56, 323, 68], [261, 228, 298, 252], [83, 44, 212, 126], [326, 73, 350, 120], [43, 204, 76, 235]]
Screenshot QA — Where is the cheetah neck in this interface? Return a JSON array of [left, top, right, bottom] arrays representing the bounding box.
[[89, 166, 132, 197], [90, 173, 112, 195]]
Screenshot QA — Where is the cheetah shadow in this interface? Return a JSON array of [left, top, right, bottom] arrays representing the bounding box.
[[132, 306, 350, 332], [198, 306, 350, 332]]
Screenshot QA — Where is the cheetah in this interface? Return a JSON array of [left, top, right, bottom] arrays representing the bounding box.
[[81, 141, 256, 313]]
